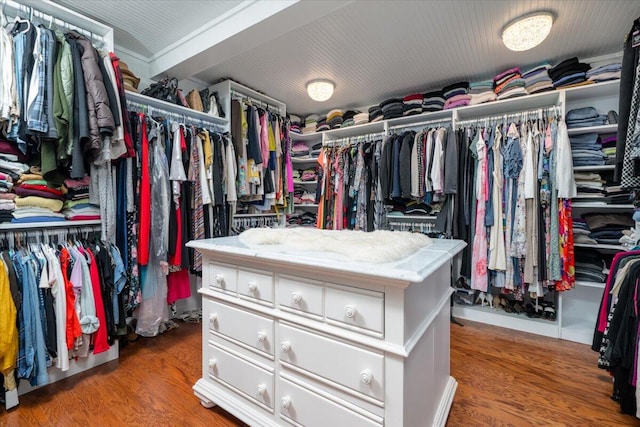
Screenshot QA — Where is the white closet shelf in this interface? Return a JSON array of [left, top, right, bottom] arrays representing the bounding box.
[[233, 213, 281, 217], [574, 280, 606, 289], [293, 180, 318, 184], [455, 90, 560, 121], [571, 202, 633, 209], [125, 91, 228, 127], [573, 164, 615, 171], [563, 80, 620, 102], [323, 120, 386, 139], [0, 219, 102, 230], [291, 156, 319, 163], [386, 109, 452, 129], [387, 214, 437, 220], [297, 203, 319, 208], [567, 124, 617, 135]]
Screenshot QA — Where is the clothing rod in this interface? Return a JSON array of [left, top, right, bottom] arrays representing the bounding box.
[[231, 90, 279, 113], [324, 131, 386, 146], [2, 0, 107, 46], [388, 117, 452, 131], [126, 100, 225, 132], [456, 105, 560, 127]]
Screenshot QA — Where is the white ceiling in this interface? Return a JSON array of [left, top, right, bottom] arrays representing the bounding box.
[[51, 0, 640, 116]]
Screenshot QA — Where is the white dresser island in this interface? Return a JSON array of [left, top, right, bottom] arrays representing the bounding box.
[[187, 236, 466, 427]]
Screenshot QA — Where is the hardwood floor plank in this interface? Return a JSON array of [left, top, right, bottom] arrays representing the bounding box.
[[2, 318, 640, 426]]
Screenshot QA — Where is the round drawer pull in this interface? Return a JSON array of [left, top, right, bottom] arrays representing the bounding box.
[[208, 359, 217, 370], [257, 384, 267, 396], [248, 281, 258, 293], [209, 313, 218, 324], [291, 292, 302, 305], [215, 274, 225, 286], [344, 304, 357, 319], [360, 369, 373, 385], [281, 341, 292, 353], [257, 331, 267, 343], [280, 396, 291, 410]]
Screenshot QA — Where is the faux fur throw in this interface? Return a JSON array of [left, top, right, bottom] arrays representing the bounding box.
[[238, 228, 432, 263]]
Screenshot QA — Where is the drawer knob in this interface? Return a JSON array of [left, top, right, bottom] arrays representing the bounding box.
[[281, 396, 291, 410], [257, 331, 267, 343], [291, 292, 302, 305], [360, 369, 373, 385], [281, 341, 292, 353], [248, 281, 258, 293], [344, 304, 357, 319], [208, 359, 217, 371], [257, 384, 267, 396], [215, 274, 225, 286], [209, 313, 218, 324]]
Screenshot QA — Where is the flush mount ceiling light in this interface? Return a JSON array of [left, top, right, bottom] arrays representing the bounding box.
[[502, 12, 554, 52], [306, 80, 335, 102]]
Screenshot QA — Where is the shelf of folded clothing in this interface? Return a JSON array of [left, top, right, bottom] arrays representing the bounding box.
[[293, 180, 318, 185], [571, 202, 633, 209], [291, 156, 319, 164], [455, 89, 560, 121], [572, 164, 615, 171], [289, 132, 322, 142], [567, 123, 617, 135], [0, 219, 102, 230], [574, 242, 627, 251], [322, 120, 386, 140], [574, 280, 606, 289], [125, 90, 228, 128]]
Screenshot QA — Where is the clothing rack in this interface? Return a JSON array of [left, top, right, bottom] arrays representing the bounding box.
[[231, 89, 277, 113], [388, 117, 452, 133], [455, 104, 561, 127], [126, 98, 226, 133], [324, 131, 386, 146], [231, 213, 281, 235], [387, 219, 436, 234], [0, 224, 101, 247], [2, 0, 111, 48]]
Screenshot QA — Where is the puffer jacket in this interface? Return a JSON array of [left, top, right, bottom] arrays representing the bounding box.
[[66, 31, 114, 161]]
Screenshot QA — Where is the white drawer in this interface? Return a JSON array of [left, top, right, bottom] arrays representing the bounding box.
[[206, 342, 274, 409], [279, 324, 384, 401], [277, 275, 323, 318], [206, 261, 237, 294], [238, 268, 274, 305], [207, 299, 275, 356], [325, 284, 384, 335], [279, 377, 381, 427]]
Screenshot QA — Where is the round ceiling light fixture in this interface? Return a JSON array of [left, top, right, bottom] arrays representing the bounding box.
[[306, 79, 335, 102], [502, 12, 554, 52]]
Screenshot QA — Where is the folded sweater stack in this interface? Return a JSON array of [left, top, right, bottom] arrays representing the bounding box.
[[522, 64, 554, 94], [327, 109, 344, 129], [368, 105, 383, 123], [468, 80, 496, 105], [302, 114, 319, 134], [380, 98, 404, 120], [443, 82, 470, 110], [402, 94, 423, 116], [422, 91, 445, 112], [289, 114, 303, 134], [494, 67, 527, 100], [586, 59, 622, 83], [550, 57, 591, 88]]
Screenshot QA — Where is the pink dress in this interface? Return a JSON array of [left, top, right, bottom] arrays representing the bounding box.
[[471, 131, 489, 291]]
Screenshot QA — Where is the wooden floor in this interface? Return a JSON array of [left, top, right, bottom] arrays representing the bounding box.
[[2, 319, 639, 426]]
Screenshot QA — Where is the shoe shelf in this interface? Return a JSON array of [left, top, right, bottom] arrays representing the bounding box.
[[574, 280, 606, 289]]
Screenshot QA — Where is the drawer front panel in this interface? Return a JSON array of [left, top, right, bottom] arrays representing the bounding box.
[[279, 377, 381, 427], [279, 324, 384, 401], [206, 342, 274, 409], [277, 276, 323, 317], [206, 261, 237, 293], [325, 285, 384, 334], [238, 268, 274, 305], [207, 299, 274, 356]]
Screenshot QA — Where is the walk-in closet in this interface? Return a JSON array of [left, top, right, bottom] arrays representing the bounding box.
[[2, 1, 640, 426]]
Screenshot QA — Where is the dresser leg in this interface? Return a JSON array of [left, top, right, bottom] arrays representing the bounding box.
[[200, 398, 216, 408]]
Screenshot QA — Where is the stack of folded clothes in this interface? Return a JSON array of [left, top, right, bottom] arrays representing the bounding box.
[[380, 98, 404, 120], [287, 210, 317, 227], [422, 91, 445, 112], [302, 114, 319, 134], [291, 142, 310, 157], [289, 114, 303, 134], [468, 80, 496, 105], [566, 106, 607, 128], [582, 212, 634, 246], [601, 134, 617, 165], [443, 82, 470, 110], [402, 94, 423, 116], [573, 172, 606, 203], [309, 142, 322, 158], [586, 59, 622, 83], [13, 168, 67, 223], [570, 132, 606, 167], [0, 191, 14, 223], [368, 105, 383, 122], [63, 199, 100, 220], [574, 248, 608, 283], [494, 67, 527, 100], [341, 110, 359, 127], [572, 218, 596, 245], [353, 111, 369, 125], [315, 116, 330, 132], [327, 109, 343, 129], [549, 57, 591, 88], [522, 63, 554, 93]]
